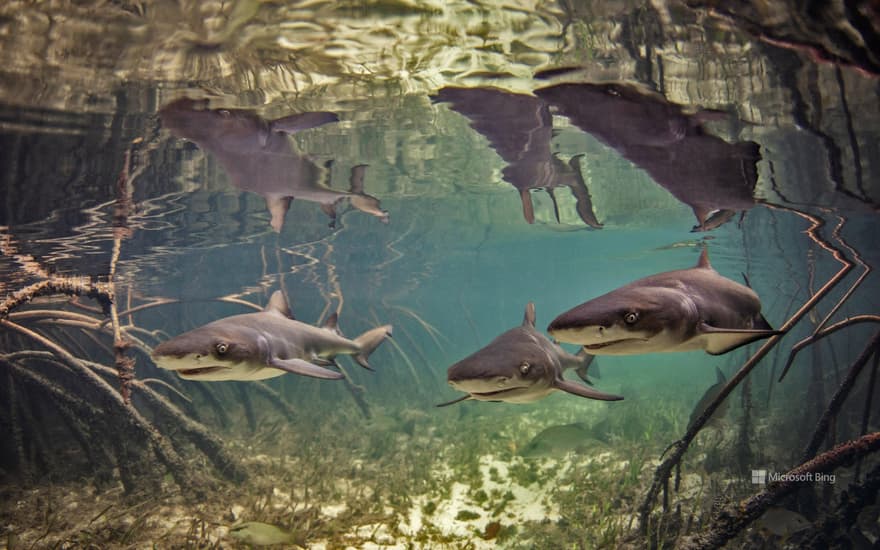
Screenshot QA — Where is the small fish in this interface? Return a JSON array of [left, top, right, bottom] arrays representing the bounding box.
[[483, 520, 502, 540], [519, 422, 601, 459], [687, 367, 728, 430], [755, 507, 810, 538], [228, 521, 299, 546]]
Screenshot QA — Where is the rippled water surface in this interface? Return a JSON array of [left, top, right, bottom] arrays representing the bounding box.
[[1, 1, 879, 548]]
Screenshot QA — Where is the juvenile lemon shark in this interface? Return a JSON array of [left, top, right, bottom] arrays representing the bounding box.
[[440, 303, 623, 405], [547, 249, 779, 355], [151, 291, 392, 381]]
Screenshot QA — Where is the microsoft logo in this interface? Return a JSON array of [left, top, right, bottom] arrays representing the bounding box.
[[751, 469, 767, 484]]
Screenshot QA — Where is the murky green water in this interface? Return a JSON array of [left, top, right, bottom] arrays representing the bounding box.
[[1, 1, 879, 548]]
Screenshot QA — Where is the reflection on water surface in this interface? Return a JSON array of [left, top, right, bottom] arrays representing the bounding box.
[[1, 1, 879, 548]]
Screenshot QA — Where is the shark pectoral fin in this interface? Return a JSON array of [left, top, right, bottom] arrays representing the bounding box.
[[268, 357, 344, 380], [699, 323, 782, 355], [555, 379, 623, 401], [270, 112, 339, 134], [436, 394, 472, 407]]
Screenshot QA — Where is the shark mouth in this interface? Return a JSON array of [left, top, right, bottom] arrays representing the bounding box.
[[470, 386, 528, 398], [178, 366, 229, 377], [584, 338, 646, 350]]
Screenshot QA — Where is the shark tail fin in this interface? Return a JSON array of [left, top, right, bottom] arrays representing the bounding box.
[[353, 324, 393, 370], [574, 349, 598, 385]]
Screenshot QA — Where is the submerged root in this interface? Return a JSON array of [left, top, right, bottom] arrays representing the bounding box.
[[677, 431, 880, 550]]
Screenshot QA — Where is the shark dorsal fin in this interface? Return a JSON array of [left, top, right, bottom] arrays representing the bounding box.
[[265, 291, 293, 318], [697, 247, 712, 269], [323, 312, 340, 333], [715, 366, 726, 384], [523, 302, 536, 327]]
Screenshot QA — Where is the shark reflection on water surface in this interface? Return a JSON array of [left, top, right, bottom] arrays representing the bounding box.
[[432, 86, 602, 228], [441, 302, 623, 405], [160, 98, 389, 232], [152, 291, 392, 382], [534, 82, 761, 232]]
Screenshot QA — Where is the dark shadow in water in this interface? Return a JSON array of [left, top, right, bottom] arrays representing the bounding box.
[[159, 98, 389, 233]]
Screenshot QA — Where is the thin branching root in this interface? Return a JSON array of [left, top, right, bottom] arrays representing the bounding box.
[[0, 143, 256, 498], [638, 209, 880, 547]]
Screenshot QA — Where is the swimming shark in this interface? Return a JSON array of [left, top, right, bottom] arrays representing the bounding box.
[[440, 303, 623, 405], [160, 98, 389, 232], [151, 291, 392, 381], [547, 249, 780, 355]]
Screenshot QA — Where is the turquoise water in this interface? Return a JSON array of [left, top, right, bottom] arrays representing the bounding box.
[[1, 1, 879, 548]]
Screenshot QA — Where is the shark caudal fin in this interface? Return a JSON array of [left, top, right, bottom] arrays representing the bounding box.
[[353, 325, 393, 370]]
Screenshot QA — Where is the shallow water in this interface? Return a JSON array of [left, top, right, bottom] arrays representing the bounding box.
[[1, 1, 879, 548]]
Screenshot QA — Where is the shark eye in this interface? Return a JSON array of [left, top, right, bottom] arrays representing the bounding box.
[[624, 312, 639, 325], [519, 362, 531, 375], [215, 342, 229, 355]]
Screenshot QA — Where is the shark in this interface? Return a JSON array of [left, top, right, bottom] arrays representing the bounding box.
[[547, 249, 780, 355], [159, 98, 389, 232], [440, 302, 623, 405], [151, 291, 392, 381]]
